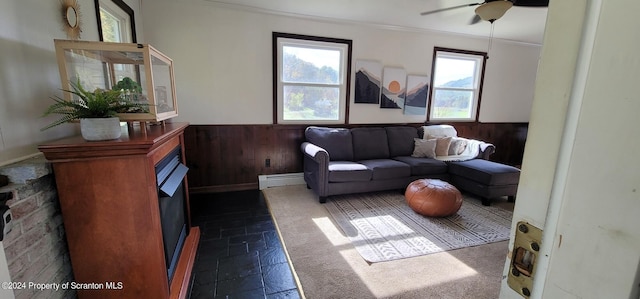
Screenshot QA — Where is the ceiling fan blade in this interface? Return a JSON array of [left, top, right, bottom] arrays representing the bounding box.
[[510, 0, 549, 7], [420, 3, 484, 16], [469, 14, 482, 25]]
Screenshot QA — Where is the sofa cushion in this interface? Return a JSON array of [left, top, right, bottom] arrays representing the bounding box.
[[411, 138, 437, 158], [358, 159, 411, 180], [385, 126, 419, 157], [393, 156, 448, 175], [328, 161, 372, 182], [448, 159, 521, 185], [351, 127, 390, 161], [305, 126, 354, 161]]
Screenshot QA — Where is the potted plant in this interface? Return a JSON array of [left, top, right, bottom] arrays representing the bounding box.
[[113, 77, 146, 105], [42, 79, 149, 141]]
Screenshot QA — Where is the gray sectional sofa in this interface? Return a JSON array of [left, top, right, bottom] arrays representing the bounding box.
[[301, 125, 495, 203]]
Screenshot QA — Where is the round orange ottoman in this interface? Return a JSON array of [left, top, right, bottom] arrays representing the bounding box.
[[405, 179, 462, 217]]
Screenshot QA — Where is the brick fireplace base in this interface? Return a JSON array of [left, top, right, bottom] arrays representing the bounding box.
[[0, 156, 75, 299]]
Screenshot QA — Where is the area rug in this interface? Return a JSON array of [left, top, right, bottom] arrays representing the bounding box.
[[263, 185, 514, 298], [325, 191, 513, 263]]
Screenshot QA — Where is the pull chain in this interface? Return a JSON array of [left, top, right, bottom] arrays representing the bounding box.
[[487, 21, 495, 59]]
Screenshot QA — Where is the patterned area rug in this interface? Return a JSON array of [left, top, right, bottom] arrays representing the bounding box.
[[325, 191, 513, 263]]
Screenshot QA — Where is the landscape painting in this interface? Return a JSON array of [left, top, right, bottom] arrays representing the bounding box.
[[354, 60, 382, 104], [380, 67, 406, 109], [404, 75, 429, 115]]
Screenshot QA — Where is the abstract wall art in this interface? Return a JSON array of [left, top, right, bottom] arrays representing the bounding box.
[[380, 67, 406, 109], [404, 75, 429, 116], [354, 60, 382, 104]]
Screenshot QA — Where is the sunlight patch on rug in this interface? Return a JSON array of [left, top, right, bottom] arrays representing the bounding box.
[[325, 191, 513, 263], [313, 213, 481, 296]]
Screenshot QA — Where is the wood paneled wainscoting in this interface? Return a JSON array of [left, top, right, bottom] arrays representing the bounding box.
[[184, 123, 528, 194]]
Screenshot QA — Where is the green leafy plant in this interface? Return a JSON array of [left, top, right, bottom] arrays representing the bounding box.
[[113, 77, 142, 94], [41, 79, 149, 131]]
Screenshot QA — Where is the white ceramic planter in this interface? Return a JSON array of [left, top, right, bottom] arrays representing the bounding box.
[[80, 117, 122, 141]]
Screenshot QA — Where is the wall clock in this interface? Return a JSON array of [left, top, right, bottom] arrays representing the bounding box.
[[61, 0, 82, 39]]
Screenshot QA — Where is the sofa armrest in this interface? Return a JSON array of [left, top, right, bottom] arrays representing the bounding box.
[[301, 142, 329, 162], [301, 142, 330, 199]]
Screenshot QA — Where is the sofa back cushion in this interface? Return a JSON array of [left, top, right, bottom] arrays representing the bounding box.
[[351, 127, 390, 161], [385, 126, 419, 157], [305, 126, 354, 161]]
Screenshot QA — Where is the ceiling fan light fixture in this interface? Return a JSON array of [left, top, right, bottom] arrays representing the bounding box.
[[475, 1, 513, 22]]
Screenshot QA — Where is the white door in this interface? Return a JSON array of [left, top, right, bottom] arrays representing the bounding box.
[[500, 0, 640, 298]]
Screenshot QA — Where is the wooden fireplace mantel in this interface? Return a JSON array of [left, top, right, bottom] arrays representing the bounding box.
[[39, 122, 199, 299]]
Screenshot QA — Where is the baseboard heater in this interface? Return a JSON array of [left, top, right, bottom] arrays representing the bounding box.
[[258, 172, 305, 190]]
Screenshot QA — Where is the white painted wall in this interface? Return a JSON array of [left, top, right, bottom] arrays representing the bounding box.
[[1, 0, 539, 165], [141, 0, 541, 125], [0, 0, 142, 167]]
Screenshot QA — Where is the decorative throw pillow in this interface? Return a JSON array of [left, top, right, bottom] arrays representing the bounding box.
[[448, 137, 468, 155], [434, 136, 452, 156], [411, 138, 437, 158]]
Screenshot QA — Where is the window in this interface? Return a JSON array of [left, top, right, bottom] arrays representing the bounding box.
[[95, 0, 136, 43], [95, 0, 138, 89], [428, 47, 487, 122], [273, 33, 352, 124]]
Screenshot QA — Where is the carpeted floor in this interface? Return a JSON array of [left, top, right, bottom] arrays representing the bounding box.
[[263, 185, 515, 299]]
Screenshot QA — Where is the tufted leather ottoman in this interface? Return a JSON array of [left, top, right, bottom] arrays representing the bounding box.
[[405, 179, 463, 217]]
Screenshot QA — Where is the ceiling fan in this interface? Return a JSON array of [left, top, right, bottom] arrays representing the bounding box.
[[420, 0, 549, 24]]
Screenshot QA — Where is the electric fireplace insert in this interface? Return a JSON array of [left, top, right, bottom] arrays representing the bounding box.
[[155, 146, 189, 282]]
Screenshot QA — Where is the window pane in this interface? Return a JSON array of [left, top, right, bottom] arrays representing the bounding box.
[[434, 58, 476, 88], [283, 85, 339, 120], [282, 46, 340, 84], [274, 33, 351, 124], [100, 9, 122, 43], [432, 89, 473, 119]]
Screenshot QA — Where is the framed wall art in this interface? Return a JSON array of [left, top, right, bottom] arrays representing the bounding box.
[[354, 60, 382, 104], [404, 75, 429, 116], [380, 67, 406, 109]]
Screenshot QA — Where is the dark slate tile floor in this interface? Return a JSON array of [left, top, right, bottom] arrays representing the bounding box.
[[189, 190, 301, 299]]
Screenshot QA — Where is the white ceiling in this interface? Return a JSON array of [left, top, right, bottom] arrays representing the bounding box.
[[205, 0, 549, 45]]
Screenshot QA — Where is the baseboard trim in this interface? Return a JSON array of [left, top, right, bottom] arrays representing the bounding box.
[[258, 172, 305, 190], [189, 183, 258, 194], [188, 173, 306, 194]]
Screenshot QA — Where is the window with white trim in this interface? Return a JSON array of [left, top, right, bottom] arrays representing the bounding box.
[[98, 0, 133, 43], [429, 48, 487, 122], [273, 33, 352, 124]]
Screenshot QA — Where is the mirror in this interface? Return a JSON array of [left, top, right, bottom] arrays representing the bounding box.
[[62, 0, 82, 39], [66, 7, 78, 28]]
